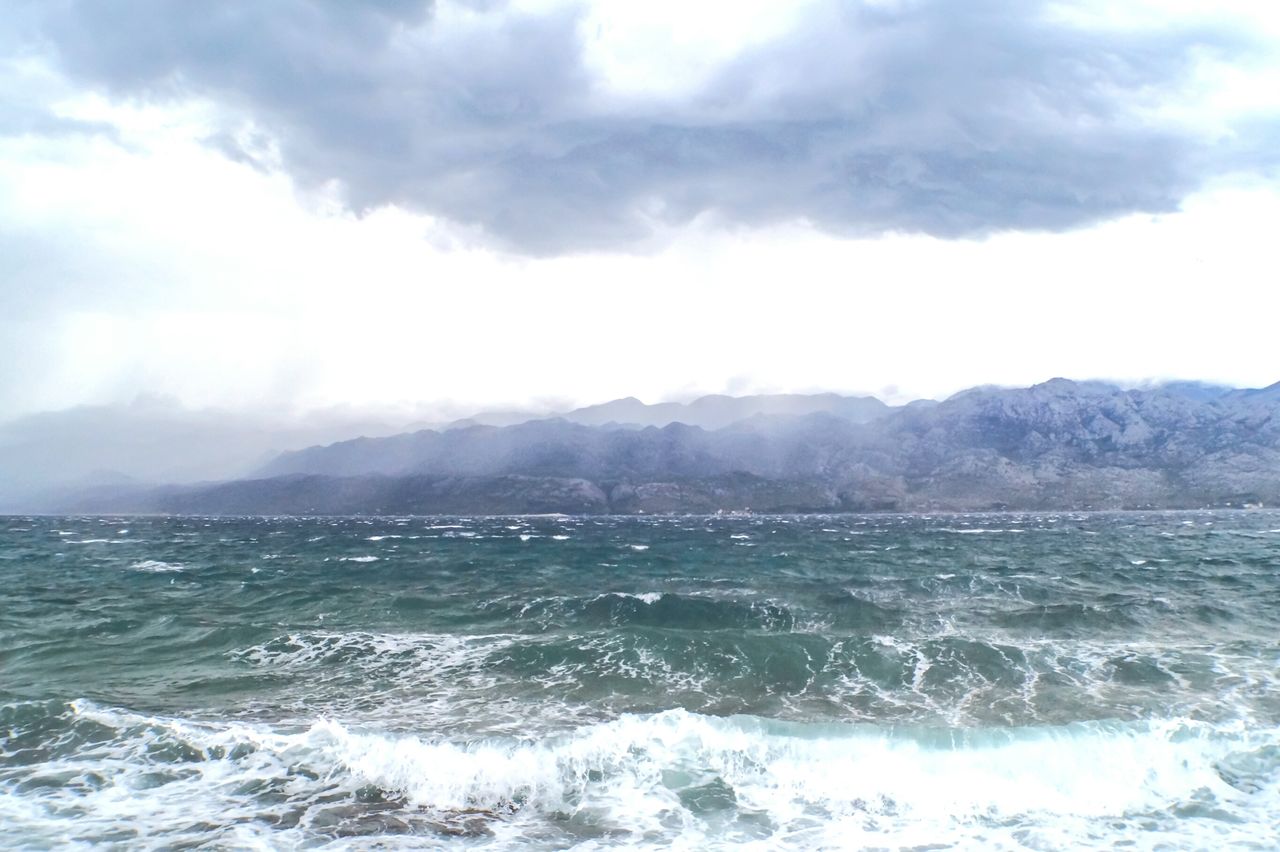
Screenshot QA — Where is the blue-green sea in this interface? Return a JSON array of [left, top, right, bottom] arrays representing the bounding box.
[[3, 512, 1280, 849]]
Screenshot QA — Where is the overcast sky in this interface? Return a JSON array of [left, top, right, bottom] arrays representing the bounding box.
[[2, 0, 1278, 420]]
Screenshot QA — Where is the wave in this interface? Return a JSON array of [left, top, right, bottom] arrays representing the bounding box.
[[2, 700, 1277, 849], [229, 629, 1280, 732], [499, 592, 796, 632], [991, 601, 1143, 631], [129, 559, 185, 572], [937, 527, 1027, 534], [819, 591, 904, 631], [234, 630, 522, 679]]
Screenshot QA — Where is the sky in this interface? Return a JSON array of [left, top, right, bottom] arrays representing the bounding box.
[[2, 0, 1279, 422]]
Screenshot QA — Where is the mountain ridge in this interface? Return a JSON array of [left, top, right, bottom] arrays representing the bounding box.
[[51, 379, 1280, 515]]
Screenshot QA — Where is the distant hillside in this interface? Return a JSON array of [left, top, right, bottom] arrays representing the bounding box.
[[552, 392, 891, 430], [424, 392, 891, 432], [64, 379, 1280, 514], [261, 392, 892, 478]]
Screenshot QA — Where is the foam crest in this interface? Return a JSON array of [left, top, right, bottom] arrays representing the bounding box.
[[6, 701, 1278, 848], [129, 559, 185, 572], [343, 710, 1280, 844], [230, 627, 1280, 732], [234, 630, 520, 678], [608, 591, 664, 604], [509, 591, 796, 632]]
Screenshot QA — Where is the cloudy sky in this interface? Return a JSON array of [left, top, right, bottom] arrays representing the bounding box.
[[2, 0, 1278, 420]]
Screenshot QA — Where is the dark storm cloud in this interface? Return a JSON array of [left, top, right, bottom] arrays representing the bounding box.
[[11, 0, 1276, 252]]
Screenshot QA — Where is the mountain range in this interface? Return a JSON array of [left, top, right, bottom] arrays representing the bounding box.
[[0, 390, 894, 509], [45, 379, 1280, 515]]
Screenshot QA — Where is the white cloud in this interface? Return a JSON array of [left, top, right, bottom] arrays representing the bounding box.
[[574, 0, 818, 100], [1, 1, 1277, 420], [4, 93, 1278, 418]]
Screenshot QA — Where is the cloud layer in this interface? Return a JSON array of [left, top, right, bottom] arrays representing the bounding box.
[[13, 0, 1274, 252]]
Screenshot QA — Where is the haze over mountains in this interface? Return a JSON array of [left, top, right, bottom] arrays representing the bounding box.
[[0, 399, 421, 510], [465, 393, 894, 432], [0, 392, 892, 509], [19, 378, 1277, 515]]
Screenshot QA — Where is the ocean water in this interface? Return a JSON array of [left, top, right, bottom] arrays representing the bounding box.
[[2, 512, 1279, 850]]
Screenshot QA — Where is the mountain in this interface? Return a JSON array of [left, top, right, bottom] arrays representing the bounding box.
[[1152, 381, 1235, 403], [62, 379, 1280, 515], [436, 392, 891, 430], [554, 393, 891, 430], [0, 391, 889, 511], [260, 393, 892, 478], [1229, 381, 1280, 404]]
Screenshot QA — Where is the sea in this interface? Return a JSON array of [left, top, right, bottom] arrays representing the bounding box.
[[2, 511, 1279, 850]]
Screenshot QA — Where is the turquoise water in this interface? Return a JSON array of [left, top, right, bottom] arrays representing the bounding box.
[[2, 512, 1279, 848]]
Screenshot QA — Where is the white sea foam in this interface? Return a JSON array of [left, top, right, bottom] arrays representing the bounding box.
[[628, 544, 649, 551], [4, 702, 1277, 850], [130, 559, 185, 573], [234, 631, 524, 688], [599, 591, 664, 605], [939, 528, 1026, 534], [338, 555, 380, 563]]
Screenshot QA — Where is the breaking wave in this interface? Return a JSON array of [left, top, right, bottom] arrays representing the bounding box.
[[2, 700, 1277, 849]]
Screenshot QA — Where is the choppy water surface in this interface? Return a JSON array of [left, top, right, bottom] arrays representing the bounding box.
[[2, 512, 1280, 849]]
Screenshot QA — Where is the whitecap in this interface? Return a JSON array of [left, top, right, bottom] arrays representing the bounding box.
[[130, 560, 185, 573], [598, 592, 663, 605], [939, 528, 1026, 534], [9, 703, 1274, 850]]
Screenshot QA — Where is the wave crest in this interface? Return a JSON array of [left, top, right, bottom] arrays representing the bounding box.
[[3, 701, 1278, 848]]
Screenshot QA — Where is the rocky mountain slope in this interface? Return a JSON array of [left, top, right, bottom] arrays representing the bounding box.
[[259, 391, 894, 477], [65, 379, 1279, 514]]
